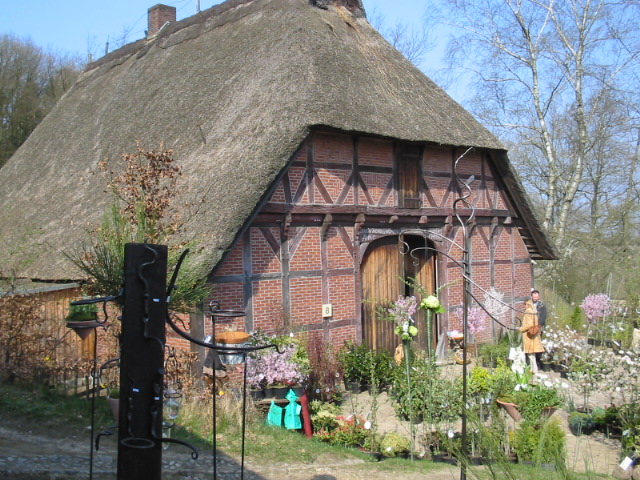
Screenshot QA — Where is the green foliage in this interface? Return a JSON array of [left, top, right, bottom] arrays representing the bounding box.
[[515, 384, 563, 424], [390, 354, 462, 426], [468, 366, 492, 399], [568, 306, 584, 331], [337, 341, 370, 383], [478, 339, 510, 366], [604, 405, 621, 427], [380, 432, 410, 457], [487, 361, 517, 401], [568, 412, 595, 436], [0, 382, 112, 429], [514, 418, 566, 465], [368, 348, 394, 389], [314, 416, 368, 448], [311, 410, 340, 433], [65, 300, 98, 322]]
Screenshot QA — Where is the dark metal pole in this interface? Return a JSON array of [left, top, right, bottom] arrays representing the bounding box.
[[461, 226, 470, 480], [117, 243, 167, 480]]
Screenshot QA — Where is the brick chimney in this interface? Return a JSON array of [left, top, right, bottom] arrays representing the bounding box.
[[147, 4, 176, 38]]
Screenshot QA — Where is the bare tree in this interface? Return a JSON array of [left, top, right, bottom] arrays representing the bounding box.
[[0, 35, 81, 168], [439, 0, 640, 250], [367, 8, 433, 67]]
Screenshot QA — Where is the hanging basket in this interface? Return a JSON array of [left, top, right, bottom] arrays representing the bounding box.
[[66, 320, 100, 340], [215, 331, 251, 365]]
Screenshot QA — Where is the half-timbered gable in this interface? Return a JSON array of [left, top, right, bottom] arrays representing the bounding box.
[[207, 130, 549, 351]]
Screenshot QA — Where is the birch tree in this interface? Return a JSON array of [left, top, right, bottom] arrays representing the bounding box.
[[439, 0, 640, 250]]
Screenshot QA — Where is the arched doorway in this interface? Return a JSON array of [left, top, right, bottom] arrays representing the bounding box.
[[361, 234, 437, 353]]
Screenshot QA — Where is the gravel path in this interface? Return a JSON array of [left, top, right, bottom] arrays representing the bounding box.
[[0, 424, 459, 479]]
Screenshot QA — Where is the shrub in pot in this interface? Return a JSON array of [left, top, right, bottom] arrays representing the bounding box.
[[514, 418, 566, 466], [66, 301, 98, 322], [380, 432, 410, 457], [478, 339, 509, 367], [338, 341, 370, 387], [390, 354, 461, 425], [568, 412, 596, 436], [368, 349, 393, 391], [515, 382, 563, 423]]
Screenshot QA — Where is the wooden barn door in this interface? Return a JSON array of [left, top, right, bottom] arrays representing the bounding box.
[[361, 235, 436, 353], [403, 235, 437, 349], [362, 237, 403, 353]]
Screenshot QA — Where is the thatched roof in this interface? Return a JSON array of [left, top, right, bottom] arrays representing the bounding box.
[[0, 0, 555, 281]]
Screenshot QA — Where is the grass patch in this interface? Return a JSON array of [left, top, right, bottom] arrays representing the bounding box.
[[0, 381, 113, 431]]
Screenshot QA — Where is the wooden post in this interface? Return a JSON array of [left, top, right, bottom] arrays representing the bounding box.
[[117, 243, 167, 480]]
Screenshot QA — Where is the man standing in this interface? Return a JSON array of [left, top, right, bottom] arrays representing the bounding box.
[[532, 289, 547, 369], [531, 290, 547, 329]]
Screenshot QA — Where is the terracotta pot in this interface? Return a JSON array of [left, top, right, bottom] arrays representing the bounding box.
[[66, 320, 100, 340], [496, 399, 521, 421]]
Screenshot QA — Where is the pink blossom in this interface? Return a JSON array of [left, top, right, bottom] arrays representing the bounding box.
[[246, 345, 305, 387], [580, 293, 611, 322], [453, 306, 487, 336]]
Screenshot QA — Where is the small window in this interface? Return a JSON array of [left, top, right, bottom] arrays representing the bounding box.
[[397, 144, 422, 208]]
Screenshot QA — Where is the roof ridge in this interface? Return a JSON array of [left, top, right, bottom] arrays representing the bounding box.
[[86, 0, 259, 71]]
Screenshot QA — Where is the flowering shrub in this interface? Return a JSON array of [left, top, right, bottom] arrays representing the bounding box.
[[483, 287, 509, 325], [246, 345, 307, 388], [540, 326, 585, 366], [387, 295, 418, 341], [453, 306, 487, 337], [601, 349, 640, 405], [580, 293, 612, 322]]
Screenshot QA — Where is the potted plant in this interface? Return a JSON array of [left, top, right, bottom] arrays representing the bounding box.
[[65, 300, 100, 340], [467, 366, 492, 420], [380, 432, 410, 458], [478, 341, 507, 368], [488, 362, 520, 420], [568, 411, 596, 436], [106, 388, 120, 424], [315, 414, 368, 448], [65, 301, 98, 322], [246, 344, 307, 399], [338, 341, 370, 392], [513, 418, 566, 468], [515, 380, 563, 423], [390, 355, 431, 422], [366, 348, 393, 392]]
